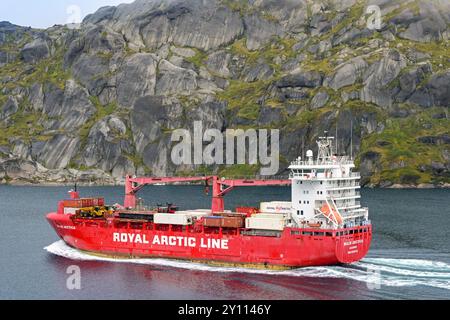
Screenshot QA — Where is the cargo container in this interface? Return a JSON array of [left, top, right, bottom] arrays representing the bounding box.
[[222, 217, 245, 228], [252, 213, 289, 220], [212, 212, 247, 218], [117, 210, 155, 221], [62, 198, 104, 208], [63, 208, 79, 215], [203, 216, 222, 228], [245, 217, 286, 231], [236, 207, 259, 216], [204, 216, 245, 228], [154, 213, 193, 225], [176, 211, 210, 219]]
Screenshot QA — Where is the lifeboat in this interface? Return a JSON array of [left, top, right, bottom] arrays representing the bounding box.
[[320, 203, 343, 225]]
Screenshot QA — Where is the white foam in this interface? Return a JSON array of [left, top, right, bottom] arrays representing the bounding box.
[[44, 241, 450, 290]]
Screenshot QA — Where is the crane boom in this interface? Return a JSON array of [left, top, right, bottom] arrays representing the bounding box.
[[124, 175, 291, 212]]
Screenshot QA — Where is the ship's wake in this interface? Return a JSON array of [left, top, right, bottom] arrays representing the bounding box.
[[45, 241, 450, 290]]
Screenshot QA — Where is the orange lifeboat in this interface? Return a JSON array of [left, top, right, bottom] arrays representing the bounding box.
[[320, 203, 343, 225]]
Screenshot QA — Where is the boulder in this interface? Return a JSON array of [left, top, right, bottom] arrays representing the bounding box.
[[311, 91, 329, 109], [20, 37, 50, 63], [242, 63, 274, 82], [276, 70, 323, 88]]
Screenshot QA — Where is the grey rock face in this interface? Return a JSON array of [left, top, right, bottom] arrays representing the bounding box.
[[258, 105, 284, 124], [0, 51, 17, 67], [111, 156, 135, 181], [12, 139, 31, 160], [409, 71, 450, 107], [131, 96, 183, 154], [168, 4, 244, 51], [0, 158, 38, 180], [332, 27, 373, 46], [81, 115, 134, 173], [395, 63, 432, 103], [186, 99, 227, 130], [326, 57, 368, 90], [0, 96, 19, 120], [276, 70, 323, 88], [71, 53, 111, 96], [21, 37, 50, 63], [37, 135, 80, 169], [42, 80, 96, 130], [311, 91, 330, 109], [105, 0, 243, 51], [83, 6, 117, 25], [244, 14, 283, 50], [29, 83, 44, 112], [399, 1, 449, 42], [359, 151, 381, 185], [417, 134, 450, 145], [206, 51, 231, 78], [117, 53, 157, 108], [243, 63, 274, 82], [155, 60, 198, 95], [361, 50, 407, 108]]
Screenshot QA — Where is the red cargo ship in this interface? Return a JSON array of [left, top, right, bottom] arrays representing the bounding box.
[[46, 137, 372, 269]]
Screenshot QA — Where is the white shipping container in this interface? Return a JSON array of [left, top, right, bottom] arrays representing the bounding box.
[[260, 202, 292, 214], [64, 208, 78, 215], [176, 211, 210, 219], [154, 213, 193, 225], [252, 213, 289, 220], [246, 217, 286, 231]]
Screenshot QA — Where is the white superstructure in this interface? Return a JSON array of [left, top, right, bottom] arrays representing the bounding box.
[[288, 135, 369, 229]]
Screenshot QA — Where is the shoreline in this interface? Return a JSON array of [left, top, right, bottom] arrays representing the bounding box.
[[0, 181, 449, 189]]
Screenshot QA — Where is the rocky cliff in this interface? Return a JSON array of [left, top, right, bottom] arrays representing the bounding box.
[[0, 0, 449, 186]]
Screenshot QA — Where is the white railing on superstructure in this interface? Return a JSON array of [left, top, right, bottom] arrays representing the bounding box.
[[290, 172, 361, 179], [290, 157, 354, 167]]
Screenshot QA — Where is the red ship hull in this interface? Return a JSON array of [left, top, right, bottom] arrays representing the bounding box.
[[47, 213, 372, 268]]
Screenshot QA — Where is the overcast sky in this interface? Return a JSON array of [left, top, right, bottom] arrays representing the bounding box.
[[0, 0, 135, 29]]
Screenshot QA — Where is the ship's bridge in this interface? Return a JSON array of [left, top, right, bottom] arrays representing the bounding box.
[[289, 156, 358, 180], [288, 136, 369, 230]]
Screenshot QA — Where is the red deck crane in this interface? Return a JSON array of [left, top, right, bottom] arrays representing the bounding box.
[[124, 175, 292, 213]]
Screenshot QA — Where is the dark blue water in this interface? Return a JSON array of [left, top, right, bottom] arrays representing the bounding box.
[[0, 185, 449, 300]]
